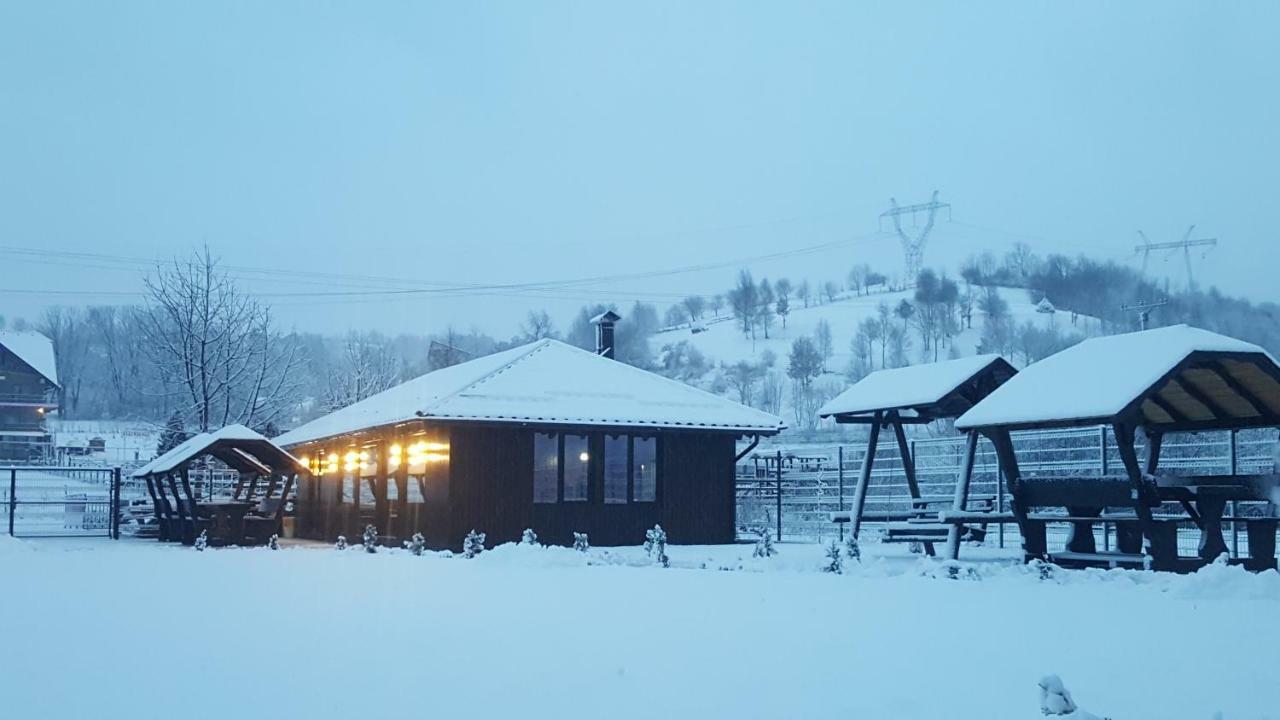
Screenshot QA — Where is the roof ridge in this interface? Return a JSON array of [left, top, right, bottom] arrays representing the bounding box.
[[416, 339, 551, 417]]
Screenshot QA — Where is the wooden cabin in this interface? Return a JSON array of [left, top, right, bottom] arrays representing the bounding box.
[[275, 320, 784, 549], [0, 330, 59, 462]]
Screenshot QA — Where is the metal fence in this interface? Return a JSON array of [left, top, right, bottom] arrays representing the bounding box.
[[2, 466, 126, 539], [736, 426, 1277, 557]]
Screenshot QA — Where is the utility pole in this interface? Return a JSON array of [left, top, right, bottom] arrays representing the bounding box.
[[1120, 299, 1168, 331], [1135, 226, 1217, 292], [880, 191, 951, 285]]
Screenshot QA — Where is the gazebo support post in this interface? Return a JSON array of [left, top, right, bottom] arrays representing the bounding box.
[[890, 412, 930, 555], [989, 429, 1043, 561], [1113, 423, 1174, 568], [849, 411, 882, 540], [394, 435, 410, 541], [944, 430, 979, 560], [374, 435, 391, 544], [143, 476, 164, 541], [168, 471, 194, 545]]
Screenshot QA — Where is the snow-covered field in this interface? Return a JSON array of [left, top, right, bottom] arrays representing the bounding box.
[[3, 536, 1278, 719]]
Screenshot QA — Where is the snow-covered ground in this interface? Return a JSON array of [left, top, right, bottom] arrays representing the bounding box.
[[3, 536, 1278, 719]]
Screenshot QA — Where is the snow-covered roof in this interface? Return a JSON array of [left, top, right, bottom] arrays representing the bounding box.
[[956, 325, 1279, 430], [275, 339, 785, 447], [0, 331, 58, 387], [132, 424, 303, 477], [819, 354, 1014, 420]]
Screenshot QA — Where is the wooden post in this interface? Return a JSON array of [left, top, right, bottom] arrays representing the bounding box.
[[849, 412, 882, 540], [9, 468, 16, 537], [1114, 423, 1172, 567], [837, 446, 845, 542], [394, 436, 409, 539], [991, 429, 1042, 560], [374, 438, 390, 541], [111, 467, 121, 540], [1230, 429, 1239, 557], [1099, 426, 1108, 476], [775, 450, 783, 542], [945, 430, 979, 560]]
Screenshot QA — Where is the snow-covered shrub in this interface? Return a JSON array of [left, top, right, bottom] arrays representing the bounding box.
[[844, 533, 860, 562], [194, 530, 208, 552], [335, 535, 348, 550], [362, 524, 379, 553], [521, 528, 538, 545], [644, 525, 669, 567], [268, 534, 279, 550], [823, 539, 842, 574], [463, 529, 486, 559], [908, 540, 924, 554], [573, 532, 589, 553], [404, 532, 426, 556], [753, 527, 776, 558]]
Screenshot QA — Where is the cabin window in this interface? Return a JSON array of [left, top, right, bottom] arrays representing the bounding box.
[[563, 434, 589, 502], [604, 434, 629, 504], [633, 436, 657, 502], [533, 433, 559, 503]]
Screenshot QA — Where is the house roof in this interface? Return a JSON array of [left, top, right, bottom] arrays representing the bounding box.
[[819, 354, 1016, 422], [132, 424, 304, 478], [0, 331, 58, 387], [275, 339, 785, 447], [955, 325, 1280, 432]]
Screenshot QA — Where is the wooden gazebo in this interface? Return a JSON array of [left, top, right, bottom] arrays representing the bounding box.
[[956, 325, 1280, 571], [819, 354, 1017, 558], [132, 424, 306, 546]]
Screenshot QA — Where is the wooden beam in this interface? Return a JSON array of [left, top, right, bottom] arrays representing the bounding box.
[[1146, 393, 1189, 425], [374, 434, 390, 537], [1176, 376, 1231, 419], [988, 429, 1044, 558], [889, 412, 922, 500], [1113, 422, 1172, 566], [1210, 361, 1272, 419], [849, 411, 882, 540]]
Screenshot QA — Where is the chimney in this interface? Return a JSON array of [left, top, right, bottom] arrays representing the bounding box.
[[590, 310, 621, 359]]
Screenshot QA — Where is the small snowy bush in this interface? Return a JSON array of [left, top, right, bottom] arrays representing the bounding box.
[[521, 528, 538, 545], [844, 533, 860, 562], [362, 524, 379, 553], [463, 529, 486, 559], [573, 532, 589, 552], [644, 525, 669, 568], [753, 527, 776, 558], [267, 534, 279, 551], [908, 540, 924, 555], [335, 535, 348, 550], [404, 532, 426, 556], [823, 539, 843, 574], [194, 530, 208, 552]]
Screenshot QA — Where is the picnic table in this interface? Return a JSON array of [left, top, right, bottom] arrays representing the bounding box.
[[197, 499, 256, 545]]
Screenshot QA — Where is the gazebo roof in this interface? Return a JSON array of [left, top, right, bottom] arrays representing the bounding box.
[[956, 325, 1280, 432], [819, 354, 1017, 423], [132, 424, 305, 478]]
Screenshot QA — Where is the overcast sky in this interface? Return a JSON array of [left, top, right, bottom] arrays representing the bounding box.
[[1, 2, 1277, 336]]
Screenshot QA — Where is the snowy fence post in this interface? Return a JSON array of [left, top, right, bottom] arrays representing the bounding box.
[[775, 451, 783, 543], [111, 467, 121, 540]]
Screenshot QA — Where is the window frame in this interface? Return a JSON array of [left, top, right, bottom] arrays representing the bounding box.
[[603, 433, 630, 505], [561, 433, 590, 503], [533, 432, 560, 504], [631, 435, 658, 503]]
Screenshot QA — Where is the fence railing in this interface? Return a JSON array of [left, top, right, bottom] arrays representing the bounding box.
[[736, 426, 1277, 555]]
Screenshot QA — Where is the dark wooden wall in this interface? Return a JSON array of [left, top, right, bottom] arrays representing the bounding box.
[[296, 424, 741, 550]]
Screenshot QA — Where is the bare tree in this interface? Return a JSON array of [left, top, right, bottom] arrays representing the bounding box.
[[681, 295, 706, 323], [814, 319, 833, 372], [821, 280, 839, 304], [797, 279, 812, 308], [37, 307, 88, 417], [710, 294, 725, 318], [325, 331, 400, 411], [521, 310, 556, 340], [142, 247, 304, 433]]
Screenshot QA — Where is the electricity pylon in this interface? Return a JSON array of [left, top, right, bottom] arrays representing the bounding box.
[[1135, 226, 1217, 292], [881, 191, 951, 284]]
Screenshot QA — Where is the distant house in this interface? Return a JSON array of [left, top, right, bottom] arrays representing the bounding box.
[[275, 315, 784, 548], [0, 331, 59, 462]]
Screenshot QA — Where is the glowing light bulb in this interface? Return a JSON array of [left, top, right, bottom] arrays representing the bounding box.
[[579, 452, 590, 462]]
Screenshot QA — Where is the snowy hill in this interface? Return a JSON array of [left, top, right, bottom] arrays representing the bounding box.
[[650, 285, 1103, 431]]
